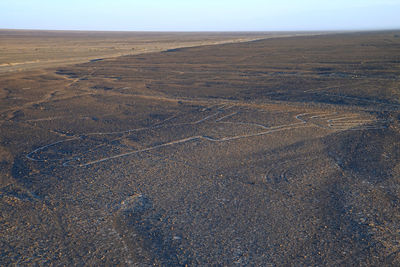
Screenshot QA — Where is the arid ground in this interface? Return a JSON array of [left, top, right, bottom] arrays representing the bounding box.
[[0, 30, 312, 73], [1, 30, 400, 266]]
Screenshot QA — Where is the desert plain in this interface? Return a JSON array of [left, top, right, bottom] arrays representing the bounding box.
[[1, 30, 400, 266]]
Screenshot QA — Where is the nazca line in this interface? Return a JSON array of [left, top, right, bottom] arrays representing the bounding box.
[[26, 111, 377, 167]]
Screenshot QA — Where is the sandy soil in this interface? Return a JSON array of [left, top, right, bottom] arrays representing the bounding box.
[[0, 30, 321, 73], [1, 30, 400, 266]]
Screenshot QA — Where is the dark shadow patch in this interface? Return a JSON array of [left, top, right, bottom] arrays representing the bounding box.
[[313, 67, 334, 72], [306, 181, 381, 266], [55, 69, 79, 78], [324, 126, 400, 184], [113, 194, 188, 266], [149, 113, 171, 121], [90, 58, 104, 63], [91, 85, 113, 91], [11, 157, 31, 181], [163, 48, 184, 53], [0, 183, 40, 202]]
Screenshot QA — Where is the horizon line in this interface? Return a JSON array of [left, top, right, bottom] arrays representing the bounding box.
[[1, 27, 399, 33]]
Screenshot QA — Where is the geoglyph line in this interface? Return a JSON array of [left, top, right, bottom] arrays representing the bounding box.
[[65, 125, 310, 167], [215, 112, 239, 122], [26, 137, 80, 161], [26, 107, 385, 167]]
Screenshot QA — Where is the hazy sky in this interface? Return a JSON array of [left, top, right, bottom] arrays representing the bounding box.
[[1, 0, 399, 31]]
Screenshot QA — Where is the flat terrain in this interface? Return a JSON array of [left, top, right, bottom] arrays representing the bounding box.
[[1, 31, 400, 265], [0, 30, 309, 73]]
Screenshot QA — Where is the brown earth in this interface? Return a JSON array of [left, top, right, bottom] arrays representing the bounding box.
[[0, 30, 316, 73], [1, 30, 400, 266]]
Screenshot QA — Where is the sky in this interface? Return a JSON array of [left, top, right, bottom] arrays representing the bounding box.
[[0, 0, 399, 31]]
